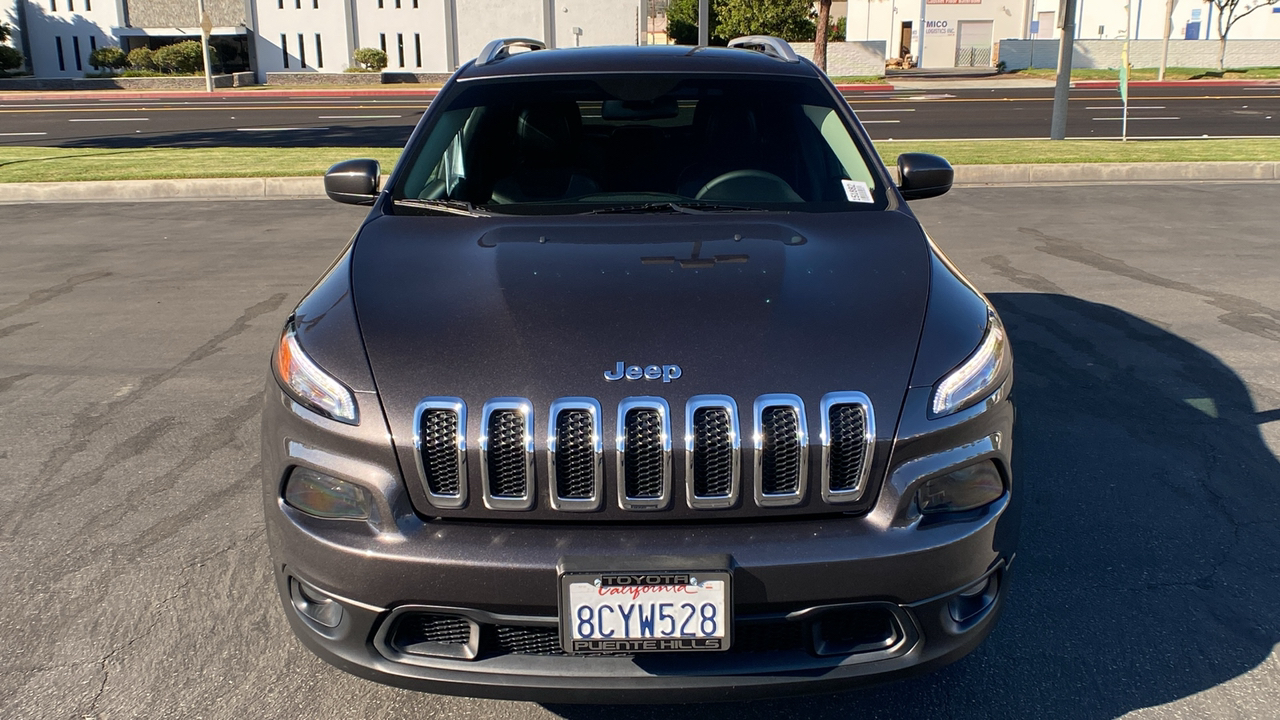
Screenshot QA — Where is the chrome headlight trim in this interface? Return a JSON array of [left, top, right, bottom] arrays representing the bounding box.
[[273, 320, 359, 425], [930, 310, 1011, 418]]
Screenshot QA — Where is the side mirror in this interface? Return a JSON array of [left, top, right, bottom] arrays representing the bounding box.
[[324, 159, 381, 205], [897, 153, 953, 201]]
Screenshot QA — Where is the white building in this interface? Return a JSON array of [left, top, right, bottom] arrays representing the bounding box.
[[4, 0, 647, 80], [839, 0, 1280, 68]]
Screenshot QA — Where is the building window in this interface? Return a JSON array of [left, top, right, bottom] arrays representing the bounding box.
[[72, 36, 82, 70], [379, 33, 386, 53], [414, 33, 421, 67], [315, 34, 323, 68], [278, 0, 283, 8], [85, 0, 90, 9], [88, 36, 97, 68], [395, 0, 400, 7], [295, 0, 300, 8], [281, 34, 289, 68], [377, 0, 383, 7], [397, 33, 404, 68], [298, 33, 306, 68], [313, 0, 318, 7], [412, 0, 417, 7], [55, 37, 65, 71], [68, 0, 73, 11], [50, 0, 56, 11]]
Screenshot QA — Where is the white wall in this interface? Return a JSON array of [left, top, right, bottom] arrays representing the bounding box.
[[553, 0, 638, 48], [454, 0, 543, 64], [1072, 0, 1280, 43], [999, 37, 1280, 70], [253, 0, 354, 75], [20, 0, 124, 77], [349, 0, 448, 71]]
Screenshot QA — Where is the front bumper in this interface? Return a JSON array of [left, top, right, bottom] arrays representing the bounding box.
[[262, 385, 1019, 702]]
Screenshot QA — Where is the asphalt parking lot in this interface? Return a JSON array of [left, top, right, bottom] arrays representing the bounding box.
[[1, 184, 1278, 719]]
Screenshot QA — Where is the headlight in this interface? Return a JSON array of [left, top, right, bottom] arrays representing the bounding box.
[[930, 310, 1010, 417], [274, 320, 359, 424]]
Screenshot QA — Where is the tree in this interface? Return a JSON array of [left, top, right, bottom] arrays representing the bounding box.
[[814, 0, 831, 70], [666, 0, 815, 45], [89, 46, 129, 72], [152, 40, 204, 74], [353, 47, 388, 71], [717, 0, 816, 42], [1205, 0, 1279, 71], [0, 21, 11, 43], [667, 0, 723, 45], [0, 24, 21, 74]]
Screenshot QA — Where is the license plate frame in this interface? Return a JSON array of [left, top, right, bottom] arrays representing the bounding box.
[[558, 569, 733, 655]]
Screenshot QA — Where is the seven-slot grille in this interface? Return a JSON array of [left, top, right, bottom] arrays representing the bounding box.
[[413, 393, 872, 512]]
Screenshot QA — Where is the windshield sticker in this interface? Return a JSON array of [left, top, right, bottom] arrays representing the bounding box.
[[841, 179, 874, 203]]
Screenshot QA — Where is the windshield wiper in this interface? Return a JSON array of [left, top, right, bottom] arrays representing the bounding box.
[[587, 202, 769, 215], [393, 198, 492, 217]]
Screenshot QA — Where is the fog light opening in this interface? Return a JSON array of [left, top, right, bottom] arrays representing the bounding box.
[[290, 577, 345, 628], [917, 459, 1004, 516], [283, 466, 372, 520]]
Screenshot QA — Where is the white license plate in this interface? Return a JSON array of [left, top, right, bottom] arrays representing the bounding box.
[[560, 571, 731, 654]]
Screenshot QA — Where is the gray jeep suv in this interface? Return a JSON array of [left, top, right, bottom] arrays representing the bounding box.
[[262, 36, 1019, 702]]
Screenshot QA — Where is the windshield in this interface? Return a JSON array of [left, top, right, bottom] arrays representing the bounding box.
[[392, 74, 886, 214]]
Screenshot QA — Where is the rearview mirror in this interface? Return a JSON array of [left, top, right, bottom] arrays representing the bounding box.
[[897, 153, 953, 201], [324, 159, 381, 205]]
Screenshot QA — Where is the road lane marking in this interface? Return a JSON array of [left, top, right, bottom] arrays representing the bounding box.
[[1091, 116, 1182, 121], [855, 108, 916, 113], [0, 132, 48, 136], [1086, 106, 1166, 110], [68, 117, 150, 122], [860, 120, 901, 124], [316, 114, 402, 119], [0, 104, 428, 114], [235, 127, 330, 131]]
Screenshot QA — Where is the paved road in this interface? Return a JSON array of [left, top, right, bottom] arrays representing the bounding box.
[[1, 85, 1278, 148], [1, 186, 1278, 718]]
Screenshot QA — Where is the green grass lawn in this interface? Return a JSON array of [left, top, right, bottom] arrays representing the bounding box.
[[828, 75, 888, 84], [1, 140, 1278, 184], [1010, 66, 1280, 81]]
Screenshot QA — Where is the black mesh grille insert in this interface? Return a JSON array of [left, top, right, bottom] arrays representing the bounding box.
[[419, 409, 460, 496], [486, 410, 528, 498], [828, 404, 867, 492], [555, 409, 595, 499], [489, 625, 563, 655], [623, 408, 664, 499], [391, 613, 473, 651], [692, 407, 733, 497], [760, 406, 802, 495]]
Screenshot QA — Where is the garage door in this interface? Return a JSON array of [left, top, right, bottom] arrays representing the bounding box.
[[955, 20, 993, 67]]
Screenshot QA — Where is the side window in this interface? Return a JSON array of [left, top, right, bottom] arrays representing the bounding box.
[[802, 105, 876, 190]]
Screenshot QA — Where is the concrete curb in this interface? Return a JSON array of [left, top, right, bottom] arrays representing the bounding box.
[[1073, 79, 1280, 89], [0, 163, 1276, 203]]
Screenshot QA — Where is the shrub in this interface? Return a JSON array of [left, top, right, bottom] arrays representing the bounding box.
[[120, 68, 165, 77], [127, 46, 156, 71], [88, 45, 128, 70], [152, 40, 204, 74], [0, 45, 22, 74], [353, 47, 388, 72]]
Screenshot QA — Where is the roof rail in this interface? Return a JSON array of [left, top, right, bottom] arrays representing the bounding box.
[[726, 35, 800, 63], [475, 37, 547, 67]]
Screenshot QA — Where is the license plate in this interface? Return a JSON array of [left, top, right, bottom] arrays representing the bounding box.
[[559, 570, 731, 654]]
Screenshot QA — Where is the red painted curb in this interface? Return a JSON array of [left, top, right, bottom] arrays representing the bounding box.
[[1073, 79, 1280, 89], [834, 84, 896, 92], [0, 87, 441, 102]]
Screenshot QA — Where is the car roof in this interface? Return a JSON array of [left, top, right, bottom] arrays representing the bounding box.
[[455, 44, 824, 81]]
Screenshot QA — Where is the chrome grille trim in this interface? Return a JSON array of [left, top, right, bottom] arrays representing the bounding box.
[[412, 398, 467, 509], [819, 392, 876, 504], [752, 394, 808, 507], [479, 398, 534, 511], [615, 397, 672, 511], [684, 395, 740, 510], [547, 397, 603, 512]]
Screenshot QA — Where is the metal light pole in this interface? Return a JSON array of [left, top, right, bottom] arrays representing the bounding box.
[[915, 0, 925, 66], [197, 0, 213, 93], [1049, 0, 1078, 139], [1158, 0, 1175, 80], [698, 0, 709, 46]]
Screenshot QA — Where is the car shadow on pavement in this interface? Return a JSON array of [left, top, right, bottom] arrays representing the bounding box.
[[545, 292, 1280, 719]]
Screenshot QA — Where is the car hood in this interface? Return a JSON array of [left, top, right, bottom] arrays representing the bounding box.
[[351, 210, 931, 496]]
